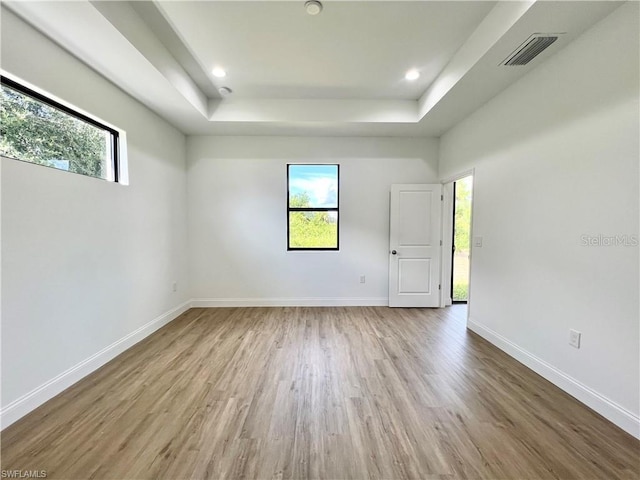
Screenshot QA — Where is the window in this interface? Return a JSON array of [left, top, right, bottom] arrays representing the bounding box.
[[0, 76, 120, 182], [287, 164, 339, 250]]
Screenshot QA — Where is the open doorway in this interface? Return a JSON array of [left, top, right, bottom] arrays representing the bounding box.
[[451, 176, 472, 303]]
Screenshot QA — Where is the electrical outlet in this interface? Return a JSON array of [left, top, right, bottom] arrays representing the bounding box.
[[359, 275, 366, 284], [172, 281, 177, 292], [569, 329, 581, 349], [473, 236, 483, 248]]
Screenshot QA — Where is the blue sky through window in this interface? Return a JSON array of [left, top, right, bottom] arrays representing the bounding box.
[[288, 164, 338, 208]]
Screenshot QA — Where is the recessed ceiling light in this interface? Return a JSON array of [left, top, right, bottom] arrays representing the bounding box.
[[305, 0, 323, 15], [405, 69, 420, 81], [218, 87, 233, 97], [212, 67, 226, 78]]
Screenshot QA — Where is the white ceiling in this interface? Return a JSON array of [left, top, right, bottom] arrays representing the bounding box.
[[2, 1, 625, 137], [156, 1, 495, 100]]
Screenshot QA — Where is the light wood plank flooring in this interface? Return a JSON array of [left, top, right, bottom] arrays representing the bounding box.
[[2, 306, 638, 479]]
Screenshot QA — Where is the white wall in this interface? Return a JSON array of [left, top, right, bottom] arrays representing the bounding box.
[[187, 136, 438, 305], [1, 9, 190, 427], [439, 3, 639, 437]]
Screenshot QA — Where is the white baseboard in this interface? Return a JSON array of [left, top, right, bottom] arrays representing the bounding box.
[[0, 300, 192, 430], [191, 297, 389, 307], [468, 317, 640, 439]]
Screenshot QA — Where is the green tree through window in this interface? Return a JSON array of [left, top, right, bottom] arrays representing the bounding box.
[[287, 165, 339, 250], [0, 77, 118, 181]]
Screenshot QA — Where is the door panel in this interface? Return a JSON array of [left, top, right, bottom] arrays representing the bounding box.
[[398, 258, 431, 294], [399, 191, 432, 245], [389, 184, 442, 307]]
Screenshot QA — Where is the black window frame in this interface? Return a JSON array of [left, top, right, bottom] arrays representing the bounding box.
[[0, 75, 120, 183], [287, 163, 340, 251]]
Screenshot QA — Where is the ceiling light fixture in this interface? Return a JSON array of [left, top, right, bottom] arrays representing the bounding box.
[[405, 69, 420, 81], [212, 67, 226, 78], [218, 87, 233, 97], [305, 0, 323, 15]]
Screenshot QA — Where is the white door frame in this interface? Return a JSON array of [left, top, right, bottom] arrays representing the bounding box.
[[440, 169, 475, 319]]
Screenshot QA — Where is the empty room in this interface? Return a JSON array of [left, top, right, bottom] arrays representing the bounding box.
[[1, 1, 638, 479]]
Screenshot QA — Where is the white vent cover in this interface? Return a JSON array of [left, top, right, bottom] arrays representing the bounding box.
[[502, 34, 563, 66]]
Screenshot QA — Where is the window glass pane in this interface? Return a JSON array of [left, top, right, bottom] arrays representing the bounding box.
[[288, 164, 338, 208], [289, 211, 338, 249], [0, 83, 112, 180]]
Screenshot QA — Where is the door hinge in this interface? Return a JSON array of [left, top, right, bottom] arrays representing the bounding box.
[[438, 284, 441, 290], [440, 240, 443, 246], [441, 194, 444, 201]]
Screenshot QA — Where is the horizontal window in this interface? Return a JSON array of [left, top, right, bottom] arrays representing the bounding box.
[[287, 164, 339, 250], [0, 76, 120, 182]]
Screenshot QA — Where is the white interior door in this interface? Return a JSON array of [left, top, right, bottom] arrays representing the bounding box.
[[389, 184, 442, 307]]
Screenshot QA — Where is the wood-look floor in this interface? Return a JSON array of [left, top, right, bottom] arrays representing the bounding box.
[[2, 306, 638, 479]]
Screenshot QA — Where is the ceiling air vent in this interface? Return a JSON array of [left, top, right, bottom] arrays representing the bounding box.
[[502, 34, 561, 66]]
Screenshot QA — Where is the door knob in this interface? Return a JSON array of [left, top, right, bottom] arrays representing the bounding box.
[[391, 250, 397, 255]]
